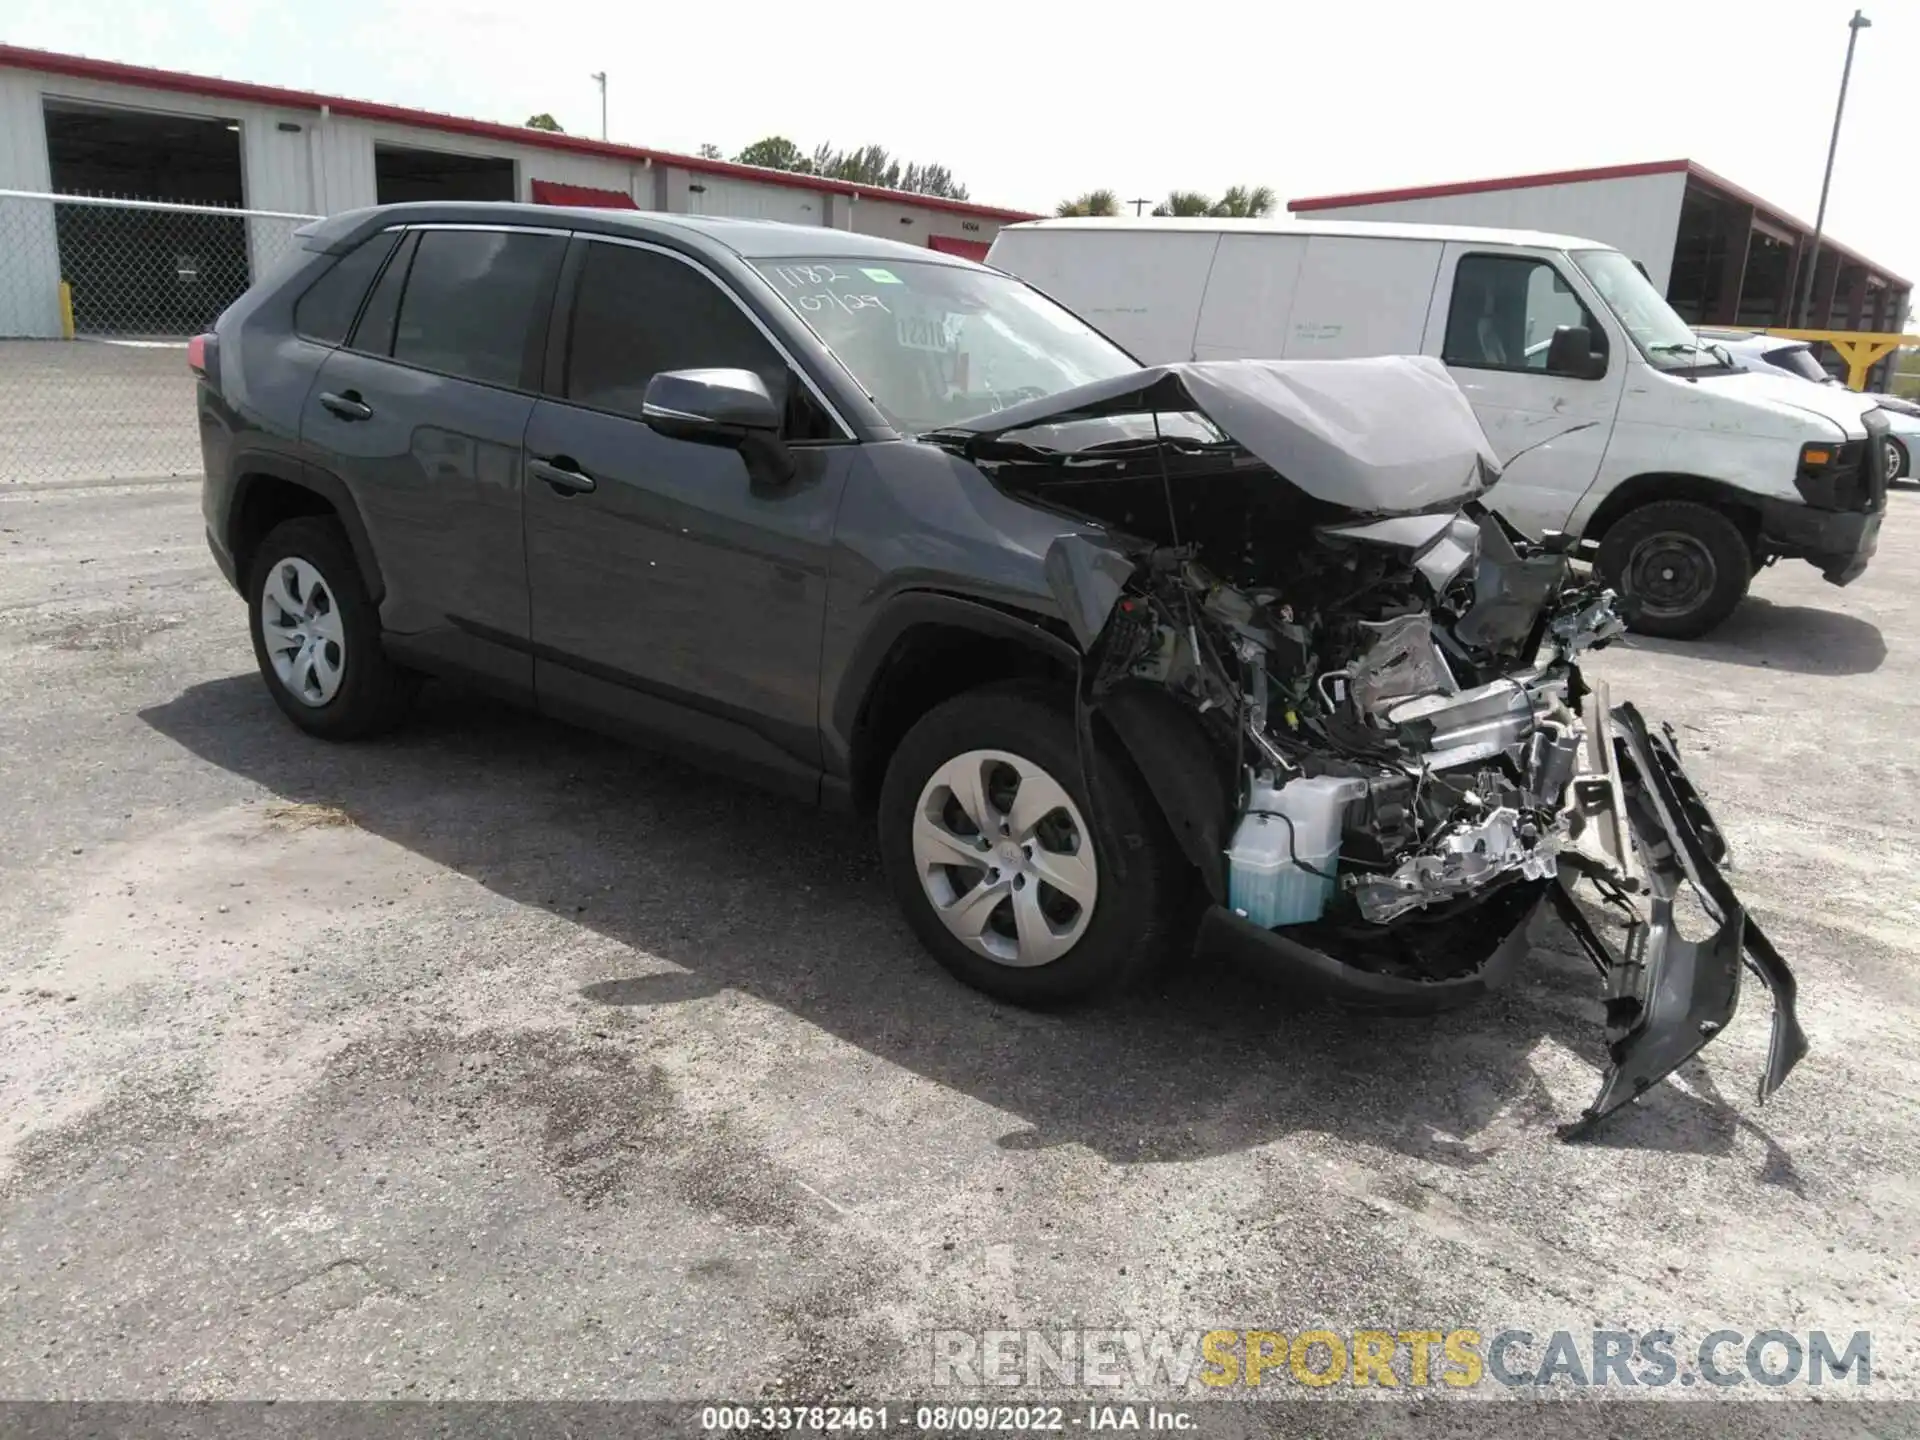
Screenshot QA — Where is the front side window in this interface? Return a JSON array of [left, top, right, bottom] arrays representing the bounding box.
[[1443, 254, 1604, 375], [293, 231, 400, 345], [750, 258, 1139, 433], [390, 229, 565, 388], [563, 241, 836, 439], [1573, 249, 1729, 374]]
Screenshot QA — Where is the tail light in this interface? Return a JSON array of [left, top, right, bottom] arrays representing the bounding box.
[[187, 332, 219, 386]]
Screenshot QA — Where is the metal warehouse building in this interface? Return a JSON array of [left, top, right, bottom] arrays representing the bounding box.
[[1289, 159, 1910, 344], [0, 44, 1035, 339]]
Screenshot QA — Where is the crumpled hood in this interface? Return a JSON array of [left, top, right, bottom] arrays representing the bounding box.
[[938, 356, 1503, 517]]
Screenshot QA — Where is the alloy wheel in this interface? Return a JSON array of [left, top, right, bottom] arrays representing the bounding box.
[[910, 748, 1098, 968], [259, 556, 346, 706]]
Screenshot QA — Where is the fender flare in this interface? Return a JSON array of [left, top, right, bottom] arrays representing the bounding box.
[[229, 452, 386, 605], [828, 590, 1081, 752], [832, 592, 1228, 898]]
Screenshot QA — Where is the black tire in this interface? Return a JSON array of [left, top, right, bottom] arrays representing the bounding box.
[[877, 681, 1186, 1007], [1887, 436, 1910, 483], [246, 516, 417, 739], [1596, 500, 1751, 640]]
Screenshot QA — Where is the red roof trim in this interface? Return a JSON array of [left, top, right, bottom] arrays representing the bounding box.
[[1287, 160, 1691, 212], [0, 43, 1039, 224]]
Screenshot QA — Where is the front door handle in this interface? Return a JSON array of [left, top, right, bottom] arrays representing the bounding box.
[[529, 457, 597, 495], [318, 390, 373, 422]]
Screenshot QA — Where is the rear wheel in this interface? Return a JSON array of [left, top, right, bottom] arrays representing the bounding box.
[[247, 516, 417, 739], [877, 683, 1184, 1006], [1886, 436, 1910, 482], [1596, 501, 1751, 640]]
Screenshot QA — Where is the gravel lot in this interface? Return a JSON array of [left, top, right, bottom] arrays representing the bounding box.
[[1, 476, 1916, 1423]]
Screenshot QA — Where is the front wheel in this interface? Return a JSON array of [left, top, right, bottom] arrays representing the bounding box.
[[1596, 500, 1752, 640], [1886, 436, 1910, 483], [877, 683, 1184, 1006]]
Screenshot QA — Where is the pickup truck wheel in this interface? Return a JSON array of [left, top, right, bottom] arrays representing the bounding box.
[[247, 516, 418, 739], [1597, 501, 1751, 640], [878, 683, 1182, 1006]]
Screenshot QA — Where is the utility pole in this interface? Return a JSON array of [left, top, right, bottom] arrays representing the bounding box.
[[1795, 10, 1871, 327], [590, 71, 607, 141], [1127, 197, 1153, 216]]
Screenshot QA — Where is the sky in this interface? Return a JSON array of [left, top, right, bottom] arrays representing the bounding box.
[[8, 0, 1917, 287]]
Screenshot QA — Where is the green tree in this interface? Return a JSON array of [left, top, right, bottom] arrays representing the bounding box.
[[698, 142, 724, 160], [734, 136, 812, 172], [1151, 190, 1216, 217], [1210, 184, 1276, 218], [1056, 189, 1119, 217], [524, 113, 564, 133]]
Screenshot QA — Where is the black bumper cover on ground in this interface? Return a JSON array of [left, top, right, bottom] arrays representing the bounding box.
[[1191, 707, 1808, 1133]]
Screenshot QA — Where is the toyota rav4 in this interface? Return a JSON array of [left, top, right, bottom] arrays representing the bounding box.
[[194, 203, 1807, 1131]]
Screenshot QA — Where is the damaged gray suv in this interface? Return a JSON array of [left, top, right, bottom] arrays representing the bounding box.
[[195, 204, 1807, 1131]]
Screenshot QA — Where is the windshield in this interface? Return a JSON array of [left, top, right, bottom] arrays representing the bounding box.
[[1763, 344, 1834, 384], [750, 258, 1139, 432], [1572, 250, 1725, 374]]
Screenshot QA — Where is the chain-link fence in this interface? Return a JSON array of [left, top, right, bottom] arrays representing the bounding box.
[[1, 190, 317, 484]]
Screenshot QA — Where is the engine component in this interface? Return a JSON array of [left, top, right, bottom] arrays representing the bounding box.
[[1387, 676, 1542, 772], [1349, 806, 1558, 923], [1338, 613, 1457, 721]]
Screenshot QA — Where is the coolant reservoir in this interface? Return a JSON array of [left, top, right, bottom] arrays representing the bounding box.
[[1228, 775, 1367, 928]]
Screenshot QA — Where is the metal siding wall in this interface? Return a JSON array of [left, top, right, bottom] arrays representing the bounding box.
[[847, 195, 1000, 254], [674, 170, 824, 223], [1302, 174, 1687, 291]]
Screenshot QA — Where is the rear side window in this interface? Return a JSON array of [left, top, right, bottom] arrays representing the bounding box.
[[349, 230, 417, 356], [293, 231, 400, 345], [565, 240, 837, 439], [390, 229, 566, 388]]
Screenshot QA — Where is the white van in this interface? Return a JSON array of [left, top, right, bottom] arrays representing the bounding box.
[[986, 217, 1890, 638]]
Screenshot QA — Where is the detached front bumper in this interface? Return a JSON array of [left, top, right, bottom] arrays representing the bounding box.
[[1560, 701, 1809, 1128], [1191, 695, 1808, 1133]]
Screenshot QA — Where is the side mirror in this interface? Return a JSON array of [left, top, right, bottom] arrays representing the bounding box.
[[642, 367, 781, 443], [1545, 325, 1605, 380]]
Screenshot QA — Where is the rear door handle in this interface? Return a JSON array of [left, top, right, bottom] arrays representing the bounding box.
[[529, 457, 597, 495], [318, 391, 373, 422]]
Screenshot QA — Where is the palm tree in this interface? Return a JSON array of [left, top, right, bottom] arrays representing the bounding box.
[[1151, 191, 1216, 217], [1056, 189, 1120, 217], [1211, 185, 1277, 218]]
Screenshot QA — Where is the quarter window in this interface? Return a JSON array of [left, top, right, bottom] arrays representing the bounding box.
[[1444, 254, 1604, 376], [389, 229, 565, 388], [293, 231, 401, 346]]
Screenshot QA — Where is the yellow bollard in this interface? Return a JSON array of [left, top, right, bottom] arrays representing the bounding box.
[[57, 281, 75, 340]]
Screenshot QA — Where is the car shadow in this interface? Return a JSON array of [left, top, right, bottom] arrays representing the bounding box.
[[140, 675, 1769, 1167], [1624, 594, 1885, 676]]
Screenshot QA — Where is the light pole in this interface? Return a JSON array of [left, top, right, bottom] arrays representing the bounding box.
[[590, 71, 607, 140], [1794, 9, 1871, 327], [1127, 197, 1153, 216]]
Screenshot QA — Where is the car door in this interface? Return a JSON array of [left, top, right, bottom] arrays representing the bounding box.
[[298, 222, 566, 698], [522, 235, 857, 799], [1423, 246, 1625, 538]]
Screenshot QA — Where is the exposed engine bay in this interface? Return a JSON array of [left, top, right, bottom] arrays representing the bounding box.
[[931, 356, 1809, 1131]]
